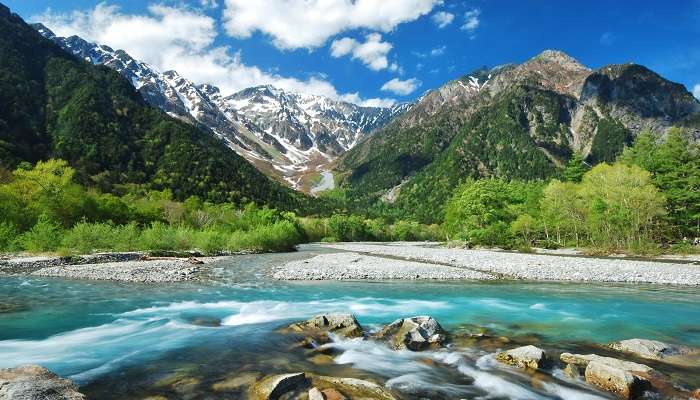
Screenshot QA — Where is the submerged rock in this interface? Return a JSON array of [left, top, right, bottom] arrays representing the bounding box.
[[585, 360, 651, 400], [287, 314, 364, 341], [0, 365, 85, 400], [250, 372, 308, 400], [495, 345, 550, 370], [609, 338, 697, 363], [374, 316, 446, 351], [560, 353, 653, 399], [211, 371, 260, 392]]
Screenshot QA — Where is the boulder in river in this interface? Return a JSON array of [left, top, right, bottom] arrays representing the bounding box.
[[374, 316, 446, 351], [560, 353, 653, 399], [585, 360, 651, 400], [0, 365, 85, 400], [609, 338, 697, 364], [309, 375, 395, 400], [287, 314, 364, 343], [495, 345, 550, 370], [250, 372, 308, 400]]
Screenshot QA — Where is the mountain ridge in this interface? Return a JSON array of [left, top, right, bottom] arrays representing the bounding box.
[[335, 49, 700, 222], [0, 5, 306, 210], [32, 22, 410, 190]]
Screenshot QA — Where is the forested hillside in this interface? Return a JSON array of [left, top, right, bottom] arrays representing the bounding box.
[[0, 4, 307, 211], [334, 50, 700, 223]]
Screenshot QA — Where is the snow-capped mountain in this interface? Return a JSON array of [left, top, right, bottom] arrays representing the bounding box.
[[33, 23, 410, 189]]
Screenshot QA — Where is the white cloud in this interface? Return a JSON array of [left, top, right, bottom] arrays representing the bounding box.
[[381, 77, 422, 95], [431, 11, 454, 28], [693, 84, 700, 100], [222, 0, 443, 50], [430, 45, 446, 56], [330, 33, 393, 71], [461, 8, 480, 32], [32, 3, 394, 107]]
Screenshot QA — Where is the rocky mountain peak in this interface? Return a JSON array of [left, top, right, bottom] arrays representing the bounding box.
[[531, 49, 589, 71]]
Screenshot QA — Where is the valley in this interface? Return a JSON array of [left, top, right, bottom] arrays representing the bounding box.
[[1, 2, 700, 400]]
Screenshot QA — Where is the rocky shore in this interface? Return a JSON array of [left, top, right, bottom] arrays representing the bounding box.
[[0, 252, 217, 282], [273, 243, 700, 285], [274, 252, 495, 280]]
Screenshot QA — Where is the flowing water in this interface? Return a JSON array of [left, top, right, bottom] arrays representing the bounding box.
[[0, 245, 698, 399]]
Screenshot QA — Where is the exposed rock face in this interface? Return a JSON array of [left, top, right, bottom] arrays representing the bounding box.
[[374, 316, 446, 351], [609, 338, 696, 362], [585, 360, 651, 400], [250, 372, 308, 400], [287, 313, 364, 340], [0, 365, 85, 400], [560, 353, 653, 399], [495, 345, 550, 370], [32, 24, 410, 188]]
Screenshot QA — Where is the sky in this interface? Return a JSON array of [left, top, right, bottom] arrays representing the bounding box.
[[6, 0, 700, 106]]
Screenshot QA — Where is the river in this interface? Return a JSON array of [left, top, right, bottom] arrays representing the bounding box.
[[0, 244, 698, 399]]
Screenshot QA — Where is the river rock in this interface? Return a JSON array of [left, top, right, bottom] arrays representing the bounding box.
[[308, 387, 325, 400], [309, 375, 395, 400], [374, 316, 446, 351], [287, 314, 364, 342], [0, 365, 85, 400], [250, 372, 308, 400], [609, 338, 696, 362], [320, 388, 347, 400], [585, 360, 651, 399], [560, 353, 653, 399], [560, 353, 653, 374], [495, 345, 550, 370]]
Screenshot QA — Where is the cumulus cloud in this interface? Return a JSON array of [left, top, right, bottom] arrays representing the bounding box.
[[381, 77, 422, 95], [222, 0, 442, 49], [461, 8, 481, 32], [330, 33, 393, 71], [32, 3, 394, 106], [694, 84, 700, 100], [431, 11, 454, 28]]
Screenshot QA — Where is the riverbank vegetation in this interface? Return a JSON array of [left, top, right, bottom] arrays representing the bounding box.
[[441, 128, 699, 255], [0, 129, 697, 256]]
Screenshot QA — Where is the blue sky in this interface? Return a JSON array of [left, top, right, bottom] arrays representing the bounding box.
[[6, 0, 700, 105]]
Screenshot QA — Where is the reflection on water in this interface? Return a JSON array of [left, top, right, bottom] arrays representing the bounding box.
[[0, 246, 698, 399]]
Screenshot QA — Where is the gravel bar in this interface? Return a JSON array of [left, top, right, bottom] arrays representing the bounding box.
[[31, 260, 201, 282], [310, 243, 700, 285], [274, 252, 496, 281]]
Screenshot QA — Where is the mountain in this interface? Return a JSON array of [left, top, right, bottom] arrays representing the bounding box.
[[0, 4, 306, 210], [32, 23, 410, 189], [336, 50, 700, 222]]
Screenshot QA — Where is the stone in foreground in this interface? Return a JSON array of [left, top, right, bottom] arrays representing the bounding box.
[[609, 338, 696, 362], [287, 314, 364, 340], [0, 365, 85, 400], [585, 361, 651, 400], [309, 375, 395, 400], [250, 372, 308, 400], [495, 345, 549, 370], [374, 316, 446, 351], [560, 353, 653, 399]]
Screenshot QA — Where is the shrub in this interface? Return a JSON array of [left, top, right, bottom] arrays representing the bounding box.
[[61, 221, 117, 253], [17, 214, 64, 252], [0, 222, 18, 251]]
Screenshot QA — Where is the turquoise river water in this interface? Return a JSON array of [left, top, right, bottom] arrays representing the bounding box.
[[0, 245, 698, 399]]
